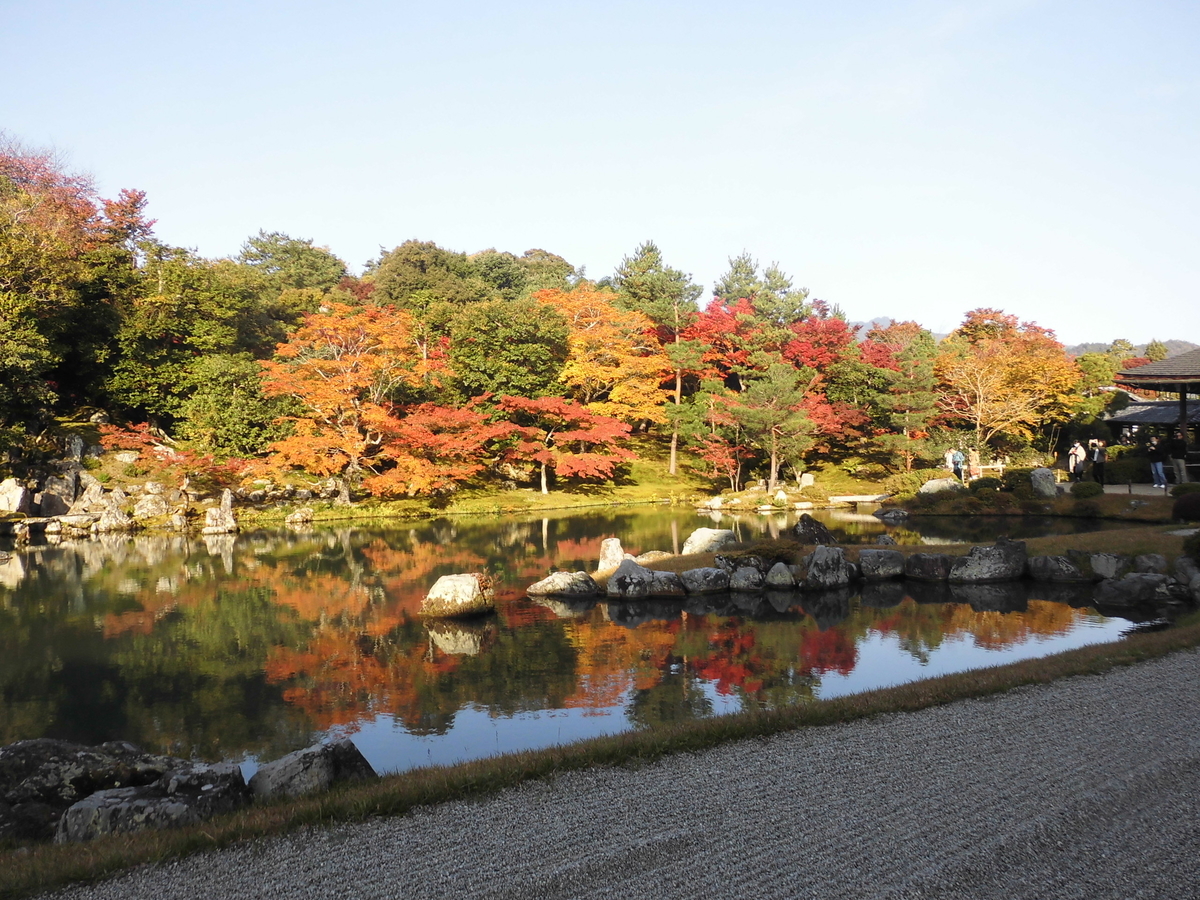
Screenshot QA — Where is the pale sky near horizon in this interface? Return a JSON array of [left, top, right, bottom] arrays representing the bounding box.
[[4, 0, 1198, 345]]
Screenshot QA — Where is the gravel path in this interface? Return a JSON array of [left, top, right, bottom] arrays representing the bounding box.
[[51, 650, 1200, 900]]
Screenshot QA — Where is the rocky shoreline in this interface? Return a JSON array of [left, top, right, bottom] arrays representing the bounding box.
[[0, 738, 375, 845]]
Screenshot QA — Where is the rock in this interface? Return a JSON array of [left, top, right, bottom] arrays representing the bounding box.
[[948, 538, 1028, 584], [67, 436, 85, 461], [420, 573, 495, 617], [39, 472, 77, 517], [905, 553, 953, 582], [201, 489, 238, 535], [649, 570, 687, 598], [249, 740, 376, 801], [597, 537, 627, 571], [294, 488, 313, 501], [803, 545, 854, 590], [729, 566, 766, 592], [0, 478, 32, 515], [681, 528, 738, 556], [1094, 573, 1174, 608], [874, 508, 908, 523], [133, 494, 171, 519], [699, 496, 723, 510], [919, 477, 965, 494], [1027, 555, 1090, 583], [1133, 554, 1169, 575], [874, 533, 898, 545], [1067, 551, 1132, 582], [773, 489, 789, 505], [55, 762, 248, 843], [1173, 493, 1200, 522], [69, 482, 105, 514], [859, 549, 905, 581], [1174, 556, 1200, 586], [113, 451, 139, 464], [679, 567, 730, 594], [143, 481, 166, 495], [0, 739, 177, 842], [526, 571, 601, 597], [1029, 467, 1058, 499], [765, 561, 796, 588], [89, 411, 110, 425], [95, 496, 134, 533], [793, 514, 835, 545], [634, 550, 674, 564], [285, 507, 315, 527], [605, 559, 654, 599]]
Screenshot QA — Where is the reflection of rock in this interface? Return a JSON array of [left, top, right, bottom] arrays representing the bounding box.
[[421, 573, 495, 617], [526, 570, 601, 597], [1027, 583, 1097, 608], [1095, 574, 1174, 608], [905, 553, 952, 582], [679, 567, 730, 594], [0, 552, 25, 589], [605, 559, 654, 599], [249, 739, 376, 800], [860, 581, 907, 608], [948, 582, 1028, 613], [1027, 555, 1089, 583], [948, 538, 1027, 584], [765, 589, 800, 613], [859, 549, 904, 581], [681, 527, 738, 555], [903, 580, 954, 605], [56, 761, 248, 843], [800, 588, 852, 629], [532, 596, 597, 618], [604, 599, 684, 627], [426, 620, 494, 656], [597, 537, 627, 571], [793, 514, 835, 545]]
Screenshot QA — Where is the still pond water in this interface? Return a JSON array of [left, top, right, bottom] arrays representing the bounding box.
[[0, 506, 1140, 776]]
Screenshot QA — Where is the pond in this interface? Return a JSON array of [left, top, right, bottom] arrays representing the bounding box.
[[0, 505, 1145, 776]]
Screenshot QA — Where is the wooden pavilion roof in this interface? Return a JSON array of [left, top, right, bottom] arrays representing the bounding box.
[[1115, 348, 1200, 392]]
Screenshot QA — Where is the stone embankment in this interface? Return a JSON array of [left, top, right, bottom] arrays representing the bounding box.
[[0, 738, 376, 845], [525, 520, 1200, 613]]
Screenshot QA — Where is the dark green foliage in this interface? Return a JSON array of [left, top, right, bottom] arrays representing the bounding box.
[[1000, 467, 1037, 491], [176, 354, 296, 456], [882, 467, 947, 497], [1170, 483, 1200, 497], [713, 252, 810, 327], [448, 299, 570, 399], [471, 249, 528, 301], [611, 240, 701, 337], [371, 240, 493, 311], [969, 476, 1003, 493], [1071, 481, 1104, 499], [238, 230, 347, 292]]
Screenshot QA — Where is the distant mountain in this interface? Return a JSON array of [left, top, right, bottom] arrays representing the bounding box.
[[1063, 339, 1199, 358]]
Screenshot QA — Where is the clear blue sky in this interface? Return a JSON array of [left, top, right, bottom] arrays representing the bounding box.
[[5, 0, 1197, 344]]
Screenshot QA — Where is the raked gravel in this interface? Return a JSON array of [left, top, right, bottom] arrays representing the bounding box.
[[49, 649, 1200, 900]]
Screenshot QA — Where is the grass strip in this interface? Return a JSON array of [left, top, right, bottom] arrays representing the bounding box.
[[4, 615, 1199, 899]]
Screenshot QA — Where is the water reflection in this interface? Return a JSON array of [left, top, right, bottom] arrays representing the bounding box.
[[0, 509, 1139, 775]]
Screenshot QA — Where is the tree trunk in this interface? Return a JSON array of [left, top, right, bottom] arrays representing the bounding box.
[[540, 461, 549, 495], [668, 367, 682, 476]]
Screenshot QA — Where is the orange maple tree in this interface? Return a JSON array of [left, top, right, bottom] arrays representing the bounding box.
[[259, 302, 505, 497]]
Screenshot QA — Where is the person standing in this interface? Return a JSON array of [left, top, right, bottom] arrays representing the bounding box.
[[951, 448, 965, 481], [1068, 441, 1087, 482], [967, 448, 982, 481], [1147, 437, 1168, 489], [1168, 430, 1190, 484], [1092, 439, 1108, 485]]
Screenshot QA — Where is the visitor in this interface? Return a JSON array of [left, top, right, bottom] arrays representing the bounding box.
[[1091, 439, 1107, 486], [951, 448, 965, 481], [1068, 441, 1086, 482], [1147, 437, 1168, 489], [1168, 430, 1190, 484], [967, 448, 981, 481], [944, 447, 955, 472]]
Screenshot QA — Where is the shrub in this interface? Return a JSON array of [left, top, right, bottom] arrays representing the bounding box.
[[1011, 482, 1036, 501], [82, 457, 102, 472], [1071, 481, 1104, 499], [1183, 530, 1200, 562], [1000, 467, 1037, 491], [969, 477, 1003, 493], [882, 468, 948, 497], [1171, 483, 1200, 497]]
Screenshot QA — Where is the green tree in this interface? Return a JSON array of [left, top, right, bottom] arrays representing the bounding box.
[[729, 363, 814, 493], [611, 240, 703, 474], [449, 298, 570, 399], [713, 252, 811, 328], [238, 230, 347, 292], [1144, 339, 1169, 362], [370, 240, 492, 310], [176, 354, 295, 456]]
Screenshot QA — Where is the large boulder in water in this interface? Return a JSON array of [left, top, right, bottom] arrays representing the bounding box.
[[679, 567, 730, 594], [605, 559, 654, 599], [905, 553, 953, 582], [802, 545, 854, 590], [249, 739, 376, 800], [681, 527, 738, 556], [597, 537, 627, 571], [420, 573, 495, 617], [201, 489, 238, 535], [526, 571, 601, 597], [729, 566, 765, 592], [1027, 555, 1090, 583], [948, 538, 1027, 584], [792, 514, 835, 545], [858, 549, 905, 581], [1066, 551, 1132, 582]]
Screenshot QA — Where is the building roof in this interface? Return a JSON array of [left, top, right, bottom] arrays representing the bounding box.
[[1116, 348, 1200, 391], [1107, 400, 1200, 426]]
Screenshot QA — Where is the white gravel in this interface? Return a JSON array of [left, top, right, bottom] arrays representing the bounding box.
[[48, 649, 1200, 899]]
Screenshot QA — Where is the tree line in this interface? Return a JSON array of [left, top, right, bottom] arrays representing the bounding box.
[[0, 135, 1169, 497]]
